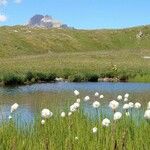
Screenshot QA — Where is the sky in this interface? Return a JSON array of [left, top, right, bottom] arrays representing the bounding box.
[[0, 0, 150, 29]]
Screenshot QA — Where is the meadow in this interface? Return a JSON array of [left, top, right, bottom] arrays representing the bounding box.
[[0, 26, 150, 85], [0, 90, 150, 150]]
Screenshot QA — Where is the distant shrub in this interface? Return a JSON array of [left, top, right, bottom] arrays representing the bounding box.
[[25, 71, 35, 81], [3, 74, 24, 86], [45, 73, 56, 82], [35, 73, 47, 81], [85, 73, 99, 82], [68, 73, 86, 82]]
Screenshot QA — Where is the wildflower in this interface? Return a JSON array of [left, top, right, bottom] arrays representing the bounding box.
[[68, 112, 72, 116], [123, 104, 130, 110], [70, 105, 77, 112], [147, 101, 150, 109], [95, 92, 99, 97], [41, 109, 53, 119], [125, 112, 130, 116], [11, 103, 19, 113], [84, 96, 90, 101], [124, 98, 128, 102], [74, 90, 79, 96], [129, 102, 134, 108], [100, 95, 104, 99], [76, 98, 81, 103], [61, 112, 66, 118], [73, 102, 80, 109], [102, 118, 111, 127], [109, 100, 119, 110], [117, 95, 122, 100], [134, 102, 141, 109], [92, 127, 97, 133], [92, 101, 100, 108], [8, 115, 12, 120], [114, 112, 122, 120], [144, 110, 150, 120], [41, 120, 45, 125], [124, 93, 129, 98]]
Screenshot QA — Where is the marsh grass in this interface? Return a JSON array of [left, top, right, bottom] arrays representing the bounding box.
[[0, 107, 149, 150]]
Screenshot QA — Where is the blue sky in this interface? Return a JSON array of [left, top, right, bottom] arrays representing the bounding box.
[[0, 0, 150, 29]]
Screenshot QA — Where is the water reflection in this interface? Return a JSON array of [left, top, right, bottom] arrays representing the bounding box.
[[0, 82, 150, 125]]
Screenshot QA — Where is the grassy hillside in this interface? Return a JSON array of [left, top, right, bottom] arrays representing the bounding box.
[[0, 25, 150, 57], [0, 25, 150, 84]]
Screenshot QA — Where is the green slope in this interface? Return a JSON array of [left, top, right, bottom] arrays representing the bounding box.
[[0, 25, 150, 58]]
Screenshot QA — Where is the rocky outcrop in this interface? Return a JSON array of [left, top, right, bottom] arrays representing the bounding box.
[[27, 14, 70, 29]]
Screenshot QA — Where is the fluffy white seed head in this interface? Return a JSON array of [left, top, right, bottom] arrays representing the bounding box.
[[117, 95, 122, 100], [68, 112, 72, 116], [8, 115, 12, 120], [129, 102, 134, 108], [109, 100, 119, 110], [11, 103, 19, 113], [70, 105, 77, 112], [92, 127, 97, 133], [144, 110, 150, 120], [134, 102, 141, 109], [92, 101, 100, 108], [123, 104, 130, 110], [114, 112, 122, 120], [41, 119, 45, 125], [95, 92, 99, 97], [61, 112, 66, 118], [124, 93, 129, 98], [74, 90, 80, 96], [74, 102, 80, 109], [76, 98, 81, 103], [102, 118, 111, 127], [41, 109, 53, 119], [147, 101, 150, 110], [100, 95, 104, 99], [125, 112, 130, 116], [84, 96, 90, 101], [124, 98, 128, 102]]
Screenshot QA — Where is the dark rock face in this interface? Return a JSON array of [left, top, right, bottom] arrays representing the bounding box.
[[27, 14, 69, 29]]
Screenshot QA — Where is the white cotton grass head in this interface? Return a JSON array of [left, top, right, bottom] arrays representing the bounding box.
[[117, 95, 122, 100], [70, 104, 77, 112], [41, 109, 53, 119], [61, 112, 66, 118], [147, 101, 150, 110], [124, 93, 129, 98], [144, 110, 150, 120], [102, 118, 111, 127], [95, 92, 99, 97], [41, 119, 45, 125], [73, 102, 80, 109], [68, 112, 72, 116], [109, 100, 119, 110], [114, 112, 122, 120], [124, 98, 128, 102], [129, 102, 134, 108], [75, 137, 78, 140], [76, 98, 81, 103], [123, 104, 130, 110], [100, 95, 104, 99], [74, 90, 79, 96], [92, 127, 97, 133], [125, 112, 130, 116], [134, 102, 141, 109], [8, 115, 12, 120], [11, 103, 19, 113], [92, 101, 100, 108], [84, 96, 90, 101]]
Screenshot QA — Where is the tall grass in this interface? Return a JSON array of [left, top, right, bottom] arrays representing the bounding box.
[[0, 108, 149, 149]]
